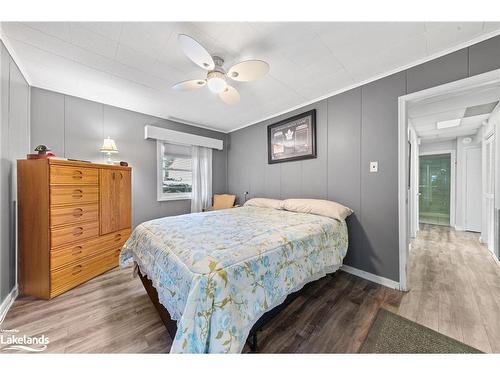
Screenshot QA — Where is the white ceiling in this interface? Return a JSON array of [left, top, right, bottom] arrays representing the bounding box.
[[408, 85, 500, 143], [2, 22, 500, 133]]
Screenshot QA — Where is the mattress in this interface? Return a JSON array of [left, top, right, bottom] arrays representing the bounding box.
[[119, 205, 348, 353]]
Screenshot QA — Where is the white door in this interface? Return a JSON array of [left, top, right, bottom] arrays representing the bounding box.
[[465, 147, 482, 232], [485, 135, 495, 253]]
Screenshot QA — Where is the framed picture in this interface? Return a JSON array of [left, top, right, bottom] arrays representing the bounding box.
[[267, 109, 317, 164]]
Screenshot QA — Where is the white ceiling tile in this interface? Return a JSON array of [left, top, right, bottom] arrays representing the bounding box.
[[69, 24, 119, 59], [113, 42, 194, 84], [3, 22, 74, 58], [425, 22, 485, 55], [295, 70, 354, 99], [114, 43, 157, 72], [409, 82, 499, 142], [460, 113, 491, 126], [319, 23, 426, 68], [482, 22, 500, 33], [21, 22, 72, 41], [208, 23, 264, 65], [280, 36, 334, 69], [78, 22, 123, 41], [188, 22, 232, 43], [118, 22, 173, 58], [411, 108, 466, 128], [248, 22, 318, 50], [343, 34, 427, 82]]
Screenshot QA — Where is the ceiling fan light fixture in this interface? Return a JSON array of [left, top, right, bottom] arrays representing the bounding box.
[[207, 71, 227, 94]]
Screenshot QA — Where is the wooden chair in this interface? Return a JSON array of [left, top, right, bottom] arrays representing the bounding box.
[[203, 194, 236, 211]]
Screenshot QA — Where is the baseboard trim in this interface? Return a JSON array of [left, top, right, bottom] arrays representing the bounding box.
[[0, 285, 18, 325], [489, 250, 500, 265], [341, 265, 401, 290], [454, 226, 465, 231]]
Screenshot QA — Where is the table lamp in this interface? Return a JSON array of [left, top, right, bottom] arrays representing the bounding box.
[[100, 136, 118, 164]]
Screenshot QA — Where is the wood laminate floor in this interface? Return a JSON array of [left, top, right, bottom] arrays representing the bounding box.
[[2, 224, 499, 353], [399, 224, 500, 353], [1, 268, 401, 353]]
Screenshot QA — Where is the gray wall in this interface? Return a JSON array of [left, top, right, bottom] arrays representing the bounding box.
[[30, 88, 228, 227], [228, 35, 500, 283], [0, 41, 30, 303]]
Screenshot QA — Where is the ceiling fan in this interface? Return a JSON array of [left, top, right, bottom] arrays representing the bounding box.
[[172, 34, 270, 105]]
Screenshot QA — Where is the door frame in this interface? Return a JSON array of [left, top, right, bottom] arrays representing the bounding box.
[[483, 133, 496, 254], [418, 150, 456, 228], [398, 68, 500, 291], [464, 146, 483, 232]]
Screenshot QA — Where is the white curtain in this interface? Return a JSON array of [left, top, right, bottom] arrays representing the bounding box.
[[191, 145, 212, 213]]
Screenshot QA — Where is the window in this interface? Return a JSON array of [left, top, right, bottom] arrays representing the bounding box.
[[157, 141, 192, 201]]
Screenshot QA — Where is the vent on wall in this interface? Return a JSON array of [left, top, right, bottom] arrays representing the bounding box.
[[463, 101, 499, 118]]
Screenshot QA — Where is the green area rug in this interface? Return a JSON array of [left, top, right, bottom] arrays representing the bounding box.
[[359, 309, 482, 353]]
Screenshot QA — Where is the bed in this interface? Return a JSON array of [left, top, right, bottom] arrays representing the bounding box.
[[119, 204, 349, 353]]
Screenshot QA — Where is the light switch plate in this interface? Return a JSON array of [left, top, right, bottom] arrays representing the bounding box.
[[370, 161, 378, 173]]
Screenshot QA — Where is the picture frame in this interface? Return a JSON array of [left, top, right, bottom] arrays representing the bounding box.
[[267, 109, 317, 164]]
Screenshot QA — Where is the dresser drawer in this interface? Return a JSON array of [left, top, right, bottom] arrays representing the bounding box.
[[50, 165, 98, 185], [100, 228, 131, 247], [50, 248, 120, 298], [51, 221, 99, 248], [50, 186, 99, 206], [50, 228, 130, 269], [50, 203, 99, 227]]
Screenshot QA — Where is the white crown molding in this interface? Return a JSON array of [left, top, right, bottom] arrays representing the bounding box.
[[0, 286, 18, 325], [341, 265, 401, 290], [230, 28, 500, 133]]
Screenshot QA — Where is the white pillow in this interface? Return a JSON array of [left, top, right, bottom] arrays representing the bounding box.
[[282, 199, 353, 221], [244, 198, 283, 210]]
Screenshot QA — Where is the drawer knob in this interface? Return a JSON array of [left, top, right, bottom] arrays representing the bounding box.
[[72, 246, 83, 255], [72, 189, 83, 199], [114, 233, 122, 241], [72, 170, 83, 179], [73, 208, 84, 217], [72, 265, 83, 275], [73, 227, 84, 236]]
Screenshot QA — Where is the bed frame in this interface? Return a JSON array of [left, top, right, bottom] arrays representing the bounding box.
[[138, 268, 303, 352]]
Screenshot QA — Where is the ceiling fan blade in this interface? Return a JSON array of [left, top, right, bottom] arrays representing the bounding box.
[[227, 60, 270, 82], [219, 86, 240, 105], [172, 79, 206, 91], [178, 34, 215, 70]]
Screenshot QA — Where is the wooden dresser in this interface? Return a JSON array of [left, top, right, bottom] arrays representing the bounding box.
[[17, 159, 132, 299]]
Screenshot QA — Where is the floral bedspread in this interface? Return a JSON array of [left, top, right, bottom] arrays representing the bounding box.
[[119, 206, 348, 353]]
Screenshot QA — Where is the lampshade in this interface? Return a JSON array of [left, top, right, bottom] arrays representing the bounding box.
[[100, 137, 118, 153]]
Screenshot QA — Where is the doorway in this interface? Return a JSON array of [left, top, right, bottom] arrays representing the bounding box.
[[398, 68, 500, 291], [419, 153, 452, 226], [484, 133, 496, 253]]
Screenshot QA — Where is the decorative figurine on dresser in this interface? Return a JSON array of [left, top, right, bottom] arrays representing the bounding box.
[[17, 157, 132, 299]]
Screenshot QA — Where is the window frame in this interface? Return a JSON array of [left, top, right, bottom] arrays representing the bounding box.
[[156, 141, 192, 201]]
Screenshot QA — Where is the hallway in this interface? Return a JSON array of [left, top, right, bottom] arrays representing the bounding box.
[[398, 224, 500, 352]]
